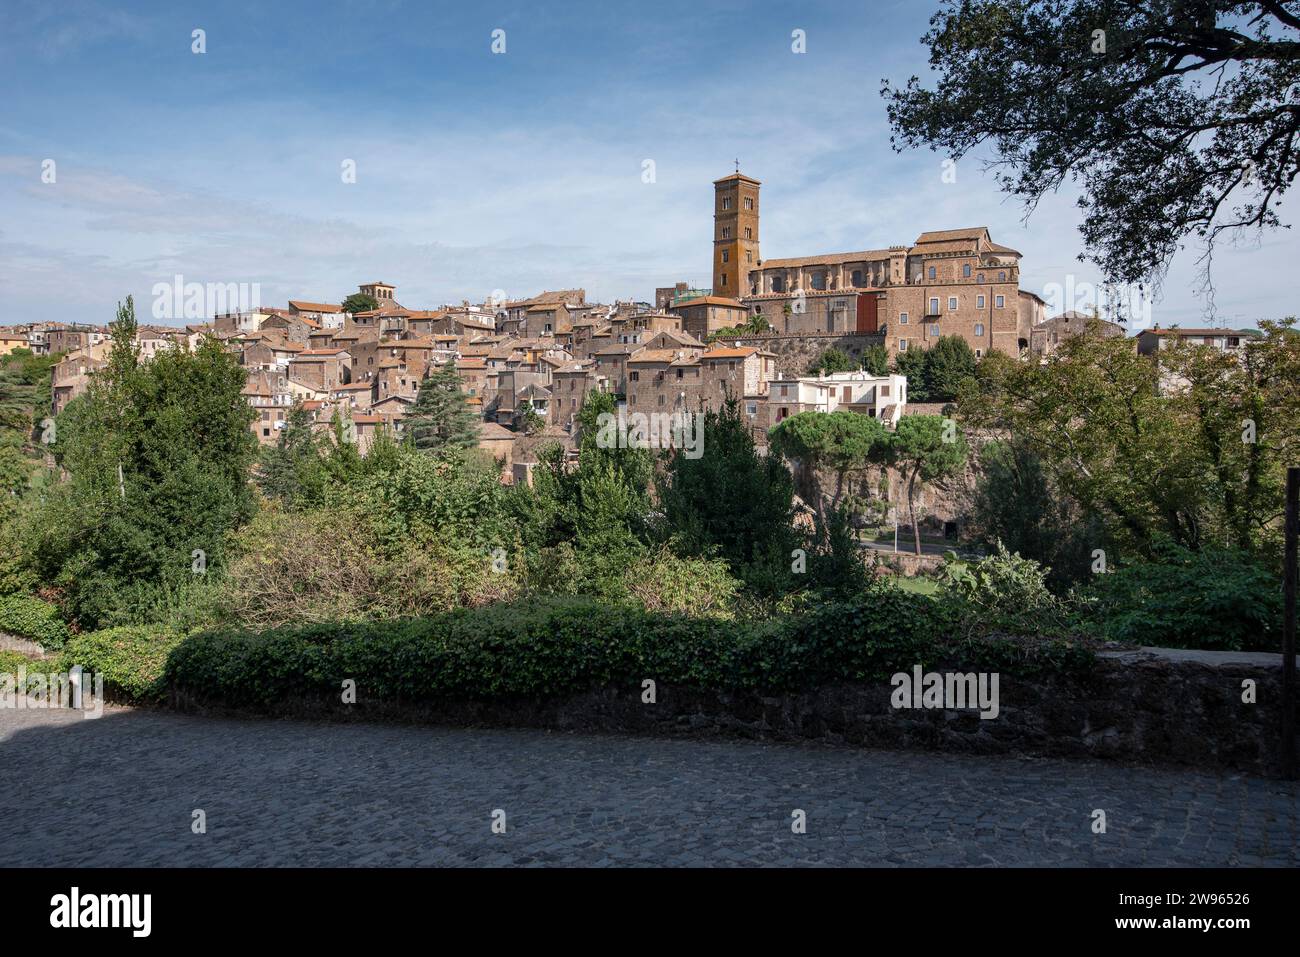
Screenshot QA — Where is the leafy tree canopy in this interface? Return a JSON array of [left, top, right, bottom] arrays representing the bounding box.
[[883, 0, 1300, 287], [341, 292, 380, 314]]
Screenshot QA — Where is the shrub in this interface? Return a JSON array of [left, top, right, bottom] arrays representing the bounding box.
[[0, 593, 71, 650], [935, 543, 1069, 636], [55, 626, 184, 701], [222, 507, 517, 628], [619, 547, 741, 617], [165, 589, 951, 709], [1079, 545, 1281, 651]]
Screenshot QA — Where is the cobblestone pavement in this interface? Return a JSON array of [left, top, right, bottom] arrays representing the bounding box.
[[2, 703, 1297, 867]]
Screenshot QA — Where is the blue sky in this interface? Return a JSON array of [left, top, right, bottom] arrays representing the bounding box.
[[3, 0, 1295, 328]]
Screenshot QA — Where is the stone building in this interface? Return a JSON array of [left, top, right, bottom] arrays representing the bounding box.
[[712, 172, 761, 298], [1030, 311, 1126, 357], [701, 170, 1040, 359]]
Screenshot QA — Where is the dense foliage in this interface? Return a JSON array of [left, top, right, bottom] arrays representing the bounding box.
[[164, 585, 1091, 710], [883, 0, 1300, 288]]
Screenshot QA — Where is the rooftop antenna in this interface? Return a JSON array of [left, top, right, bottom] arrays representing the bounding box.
[[734, 157, 740, 173]]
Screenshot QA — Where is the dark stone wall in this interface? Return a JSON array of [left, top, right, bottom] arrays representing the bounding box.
[[170, 647, 1300, 779]]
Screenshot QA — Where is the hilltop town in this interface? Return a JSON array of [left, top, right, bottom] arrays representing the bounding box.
[[9, 170, 1239, 486]]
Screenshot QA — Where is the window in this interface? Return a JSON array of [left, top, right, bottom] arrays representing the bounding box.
[[899, 311, 909, 325], [811, 272, 826, 290], [995, 295, 1005, 308], [746, 251, 753, 264], [975, 349, 983, 358], [744, 227, 752, 239], [948, 296, 958, 311], [658, 394, 665, 406], [928, 266, 936, 279], [928, 297, 940, 314], [977, 294, 985, 309], [721, 227, 731, 239], [842, 386, 851, 401], [720, 273, 727, 287], [962, 264, 971, 278], [722, 196, 731, 210], [881, 385, 890, 397], [899, 339, 909, 351], [721, 249, 729, 263], [676, 368, 683, 379], [974, 323, 985, 337], [744, 197, 753, 210], [977, 273, 985, 283], [931, 324, 940, 336], [631, 371, 640, 381], [998, 271, 1006, 281], [852, 269, 864, 286], [746, 402, 757, 415]]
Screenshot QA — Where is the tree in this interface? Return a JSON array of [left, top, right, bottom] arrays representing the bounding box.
[[889, 414, 969, 556], [769, 411, 891, 525], [893, 348, 930, 402], [969, 437, 1104, 591], [514, 390, 654, 594], [861, 344, 890, 376], [953, 325, 1300, 559], [405, 359, 480, 454], [341, 292, 380, 314], [655, 396, 797, 590], [256, 403, 325, 506], [37, 297, 257, 626], [883, 1, 1300, 288], [520, 404, 546, 436], [807, 347, 857, 376], [924, 335, 977, 401]]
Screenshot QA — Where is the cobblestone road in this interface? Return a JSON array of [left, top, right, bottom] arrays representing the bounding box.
[[2, 703, 1297, 867]]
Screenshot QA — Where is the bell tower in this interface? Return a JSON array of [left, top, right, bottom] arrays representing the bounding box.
[[712, 170, 760, 297]]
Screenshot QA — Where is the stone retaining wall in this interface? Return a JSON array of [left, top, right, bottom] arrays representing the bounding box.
[[171, 646, 1300, 778]]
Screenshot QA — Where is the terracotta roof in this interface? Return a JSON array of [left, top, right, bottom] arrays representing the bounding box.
[[627, 349, 681, 364], [288, 300, 343, 313], [1143, 327, 1261, 337], [335, 382, 373, 391], [913, 227, 990, 245], [478, 422, 515, 440], [505, 288, 586, 308], [702, 347, 758, 360], [758, 249, 894, 269], [668, 295, 746, 308]]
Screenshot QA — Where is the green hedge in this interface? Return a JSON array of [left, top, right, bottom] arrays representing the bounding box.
[[0, 593, 71, 650], [163, 590, 1092, 709], [56, 626, 184, 702]]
